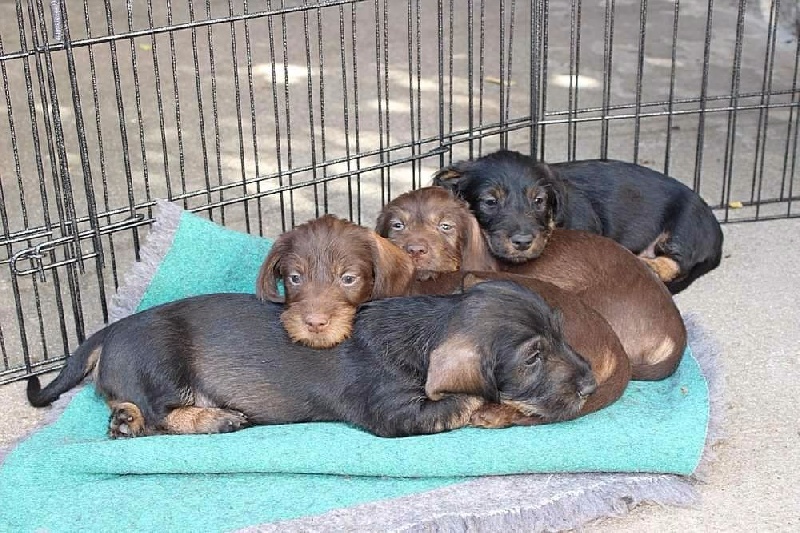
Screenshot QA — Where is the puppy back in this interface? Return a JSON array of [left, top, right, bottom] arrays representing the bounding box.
[[506, 229, 687, 379]]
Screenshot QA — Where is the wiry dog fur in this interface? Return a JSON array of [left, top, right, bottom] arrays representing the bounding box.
[[378, 186, 686, 381], [376, 187, 497, 281], [457, 271, 630, 428], [433, 149, 723, 293], [377, 188, 631, 423], [26, 281, 597, 438], [256, 214, 414, 348]]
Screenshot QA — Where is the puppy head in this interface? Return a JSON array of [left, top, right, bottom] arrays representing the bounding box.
[[433, 150, 565, 263], [256, 215, 414, 348], [426, 280, 596, 422], [376, 186, 497, 281]]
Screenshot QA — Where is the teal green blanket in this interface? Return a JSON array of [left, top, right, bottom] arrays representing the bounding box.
[[0, 205, 709, 532]]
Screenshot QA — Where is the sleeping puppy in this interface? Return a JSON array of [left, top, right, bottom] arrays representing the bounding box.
[[26, 281, 597, 438], [376, 188, 632, 419], [433, 149, 724, 293], [426, 270, 633, 427], [378, 187, 686, 381], [256, 214, 414, 348]]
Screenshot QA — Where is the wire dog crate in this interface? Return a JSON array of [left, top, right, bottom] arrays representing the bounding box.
[[1, 0, 798, 385]]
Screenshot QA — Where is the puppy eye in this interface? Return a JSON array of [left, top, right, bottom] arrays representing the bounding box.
[[482, 197, 498, 207], [391, 220, 405, 230], [341, 274, 358, 286], [524, 351, 541, 366], [439, 222, 454, 232], [287, 273, 302, 286], [533, 195, 546, 206]]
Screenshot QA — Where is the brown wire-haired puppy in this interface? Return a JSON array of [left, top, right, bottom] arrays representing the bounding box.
[[378, 187, 686, 381], [376, 187, 497, 281], [256, 214, 414, 348], [377, 189, 631, 421], [26, 281, 597, 438], [433, 149, 723, 293]]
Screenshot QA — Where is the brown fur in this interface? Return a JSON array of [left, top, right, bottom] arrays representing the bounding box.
[[413, 270, 631, 427], [256, 214, 415, 348], [162, 407, 249, 435], [432, 150, 724, 294], [501, 230, 687, 380], [376, 187, 497, 280], [378, 187, 686, 381]]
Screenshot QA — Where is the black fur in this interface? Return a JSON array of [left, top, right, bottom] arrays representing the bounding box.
[[27, 280, 595, 438], [433, 150, 724, 293]]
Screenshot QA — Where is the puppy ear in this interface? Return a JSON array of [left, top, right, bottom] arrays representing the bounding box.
[[375, 208, 393, 238], [540, 163, 568, 225], [547, 306, 565, 336], [459, 209, 499, 272], [370, 233, 414, 299], [426, 334, 485, 400], [431, 161, 469, 191], [256, 235, 290, 303]]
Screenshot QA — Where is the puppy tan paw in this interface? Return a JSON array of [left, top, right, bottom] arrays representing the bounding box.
[[163, 406, 250, 434], [470, 403, 542, 428], [108, 402, 146, 438]]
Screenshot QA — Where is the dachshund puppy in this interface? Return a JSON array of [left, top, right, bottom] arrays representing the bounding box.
[[455, 271, 631, 428], [433, 150, 723, 293], [256, 214, 414, 348], [378, 187, 686, 381], [377, 188, 631, 420], [26, 281, 597, 438], [376, 187, 497, 281]]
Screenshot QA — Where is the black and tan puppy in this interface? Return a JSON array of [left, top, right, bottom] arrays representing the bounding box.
[[27, 281, 597, 438], [433, 150, 724, 293], [408, 270, 632, 428], [378, 187, 686, 381]]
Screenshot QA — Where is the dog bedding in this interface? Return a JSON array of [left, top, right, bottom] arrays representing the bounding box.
[[0, 201, 717, 532]]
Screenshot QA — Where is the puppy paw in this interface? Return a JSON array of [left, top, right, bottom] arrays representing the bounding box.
[[108, 402, 146, 438], [163, 407, 250, 434], [214, 410, 249, 433], [469, 403, 516, 428], [469, 403, 541, 428]]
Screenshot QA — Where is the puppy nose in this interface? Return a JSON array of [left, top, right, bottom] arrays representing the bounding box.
[[405, 243, 428, 258], [510, 233, 534, 250], [577, 376, 597, 398], [304, 313, 330, 333]]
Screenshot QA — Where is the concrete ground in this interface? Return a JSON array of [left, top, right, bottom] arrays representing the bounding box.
[[1, 0, 800, 531]]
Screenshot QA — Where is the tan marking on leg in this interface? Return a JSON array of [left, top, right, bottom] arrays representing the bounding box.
[[443, 395, 486, 431], [162, 406, 249, 434], [644, 335, 677, 367], [640, 256, 681, 282], [469, 403, 542, 428], [108, 401, 146, 438], [590, 347, 615, 383], [88, 346, 103, 382]]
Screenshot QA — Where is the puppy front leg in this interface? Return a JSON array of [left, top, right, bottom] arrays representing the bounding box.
[[371, 393, 486, 437], [160, 407, 250, 435], [469, 403, 544, 429], [108, 403, 249, 437]]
